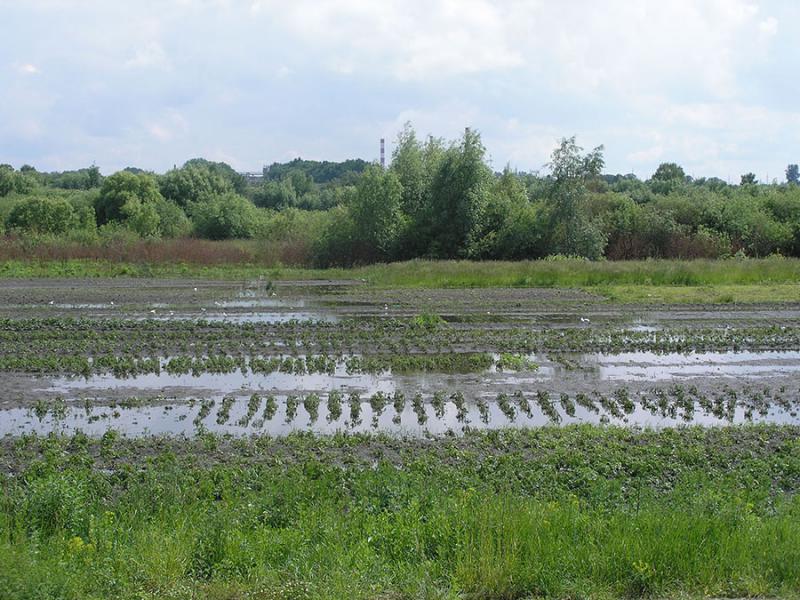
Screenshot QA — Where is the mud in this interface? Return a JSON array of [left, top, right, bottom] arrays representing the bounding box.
[[1, 277, 799, 436]]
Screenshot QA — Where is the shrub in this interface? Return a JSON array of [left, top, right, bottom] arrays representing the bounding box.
[[189, 193, 263, 239], [5, 196, 78, 235]]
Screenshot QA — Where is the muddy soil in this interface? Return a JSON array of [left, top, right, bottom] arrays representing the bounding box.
[[1, 278, 799, 435]]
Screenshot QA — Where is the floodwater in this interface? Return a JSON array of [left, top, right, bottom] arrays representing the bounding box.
[[1, 393, 797, 438], [25, 350, 800, 395], [2, 277, 800, 437], [3, 348, 798, 436]]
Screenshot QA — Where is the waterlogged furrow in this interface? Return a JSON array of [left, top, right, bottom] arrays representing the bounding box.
[[6, 382, 799, 437]]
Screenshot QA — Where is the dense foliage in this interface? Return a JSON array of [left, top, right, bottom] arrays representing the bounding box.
[[1, 426, 799, 599], [2, 125, 800, 266]]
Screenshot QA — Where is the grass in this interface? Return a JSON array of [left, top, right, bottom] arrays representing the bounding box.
[[2, 425, 800, 599], [1, 257, 799, 303], [2, 256, 800, 288]]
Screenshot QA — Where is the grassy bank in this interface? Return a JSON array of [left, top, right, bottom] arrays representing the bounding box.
[[2, 426, 800, 599], [2, 256, 800, 286], [2, 257, 799, 303]]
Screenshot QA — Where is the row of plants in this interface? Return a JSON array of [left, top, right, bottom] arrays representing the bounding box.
[[0, 352, 528, 377], [23, 383, 800, 429], [2, 317, 799, 358]]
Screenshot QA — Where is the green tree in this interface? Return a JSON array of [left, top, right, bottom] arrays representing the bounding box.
[[349, 166, 406, 262], [424, 129, 492, 258], [650, 162, 687, 195], [545, 137, 607, 259], [189, 193, 261, 239], [786, 164, 799, 185], [469, 166, 529, 258], [121, 197, 160, 237], [253, 180, 297, 209], [159, 165, 232, 207], [740, 173, 757, 186], [183, 158, 246, 193], [390, 122, 426, 217], [5, 196, 79, 235], [95, 171, 164, 225]]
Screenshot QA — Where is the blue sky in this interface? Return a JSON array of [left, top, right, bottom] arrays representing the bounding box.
[[1, 0, 799, 180]]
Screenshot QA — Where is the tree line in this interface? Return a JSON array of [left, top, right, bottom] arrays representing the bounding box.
[[2, 124, 800, 266]]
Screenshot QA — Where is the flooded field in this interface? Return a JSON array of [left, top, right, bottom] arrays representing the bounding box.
[[1, 277, 799, 436]]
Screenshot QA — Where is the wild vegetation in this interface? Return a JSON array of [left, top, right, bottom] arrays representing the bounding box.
[[3, 127, 800, 268], [1, 426, 799, 599]]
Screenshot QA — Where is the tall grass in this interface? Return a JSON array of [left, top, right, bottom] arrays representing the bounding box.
[[2, 254, 800, 289]]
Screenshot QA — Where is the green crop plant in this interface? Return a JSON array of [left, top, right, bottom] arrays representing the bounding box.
[[303, 393, 321, 423], [535, 390, 561, 424], [348, 392, 362, 426], [193, 398, 215, 427], [215, 396, 235, 425], [513, 390, 533, 418], [559, 393, 576, 417], [392, 391, 406, 425], [431, 391, 447, 419], [497, 393, 516, 421], [476, 397, 490, 424], [451, 391, 468, 423], [412, 392, 427, 425], [285, 395, 299, 423], [262, 394, 278, 422], [238, 394, 262, 427], [327, 390, 343, 423]]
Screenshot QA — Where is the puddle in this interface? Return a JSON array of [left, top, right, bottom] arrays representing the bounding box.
[[13, 350, 799, 402], [150, 311, 340, 324], [590, 351, 800, 380]]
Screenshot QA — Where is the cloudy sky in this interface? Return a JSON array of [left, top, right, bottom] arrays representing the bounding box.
[[1, 0, 798, 180]]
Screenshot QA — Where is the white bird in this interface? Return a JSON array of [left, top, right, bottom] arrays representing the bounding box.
[[49, 301, 54, 305], [580, 317, 591, 323], [193, 287, 198, 292], [110, 301, 114, 306], [201, 308, 207, 312], [149, 309, 156, 314], [384, 304, 388, 310]]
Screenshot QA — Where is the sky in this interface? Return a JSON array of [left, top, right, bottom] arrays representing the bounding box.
[[1, 0, 799, 181]]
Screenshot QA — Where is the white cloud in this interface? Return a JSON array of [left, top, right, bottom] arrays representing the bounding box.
[[145, 110, 187, 142], [14, 63, 39, 75], [759, 16, 779, 35], [255, 0, 523, 80], [125, 42, 169, 69], [628, 145, 665, 165], [0, 0, 793, 179]]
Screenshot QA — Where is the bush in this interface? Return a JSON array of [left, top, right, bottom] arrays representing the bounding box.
[[189, 193, 263, 239], [95, 171, 163, 225], [5, 196, 78, 235], [160, 164, 233, 207]]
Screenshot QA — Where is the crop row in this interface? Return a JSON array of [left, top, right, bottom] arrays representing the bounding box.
[[1, 318, 799, 358], [0, 352, 516, 377], [25, 384, 800, 428]]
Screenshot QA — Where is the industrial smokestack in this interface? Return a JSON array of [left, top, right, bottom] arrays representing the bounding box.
[[380, 138, 385, 169]]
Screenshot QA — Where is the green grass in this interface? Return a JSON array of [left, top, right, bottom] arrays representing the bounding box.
[[2, 425, 800, 599], [2, 257, 800, 288], [3, 256, 799, 304]]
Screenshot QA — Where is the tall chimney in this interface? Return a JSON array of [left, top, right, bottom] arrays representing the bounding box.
[[380, 138, 385, 168]]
